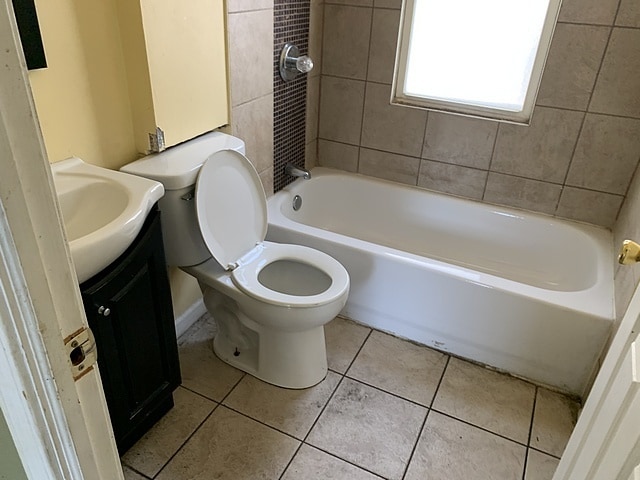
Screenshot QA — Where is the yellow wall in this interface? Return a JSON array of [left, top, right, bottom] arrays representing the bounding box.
[[28, 0, 228, 319], [29, 0, 138, 170]]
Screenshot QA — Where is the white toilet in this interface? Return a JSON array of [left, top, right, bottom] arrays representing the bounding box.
[[121, 132, 349, 388]]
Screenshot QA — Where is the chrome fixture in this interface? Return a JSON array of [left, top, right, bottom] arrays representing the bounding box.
[[279, 43, 313, 82], [285, 162, 311, 180], [292, 195, 303, 211]]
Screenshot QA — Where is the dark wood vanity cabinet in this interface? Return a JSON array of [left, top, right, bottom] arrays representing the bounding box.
[[80, 206, 180, 453]]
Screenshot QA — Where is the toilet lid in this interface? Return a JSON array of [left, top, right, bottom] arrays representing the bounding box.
[[195, 150, 267, 270]]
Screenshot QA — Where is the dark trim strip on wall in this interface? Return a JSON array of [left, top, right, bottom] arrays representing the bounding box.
[[273, 0, 310, 192]]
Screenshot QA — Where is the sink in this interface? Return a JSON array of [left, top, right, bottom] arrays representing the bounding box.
[[52, 157, 164, 283]]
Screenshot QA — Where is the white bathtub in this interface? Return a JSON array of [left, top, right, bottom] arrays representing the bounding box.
[[266, 168, 614, 396]]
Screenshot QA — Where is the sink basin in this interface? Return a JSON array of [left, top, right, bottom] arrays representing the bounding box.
[[52, 157, 164, 283]]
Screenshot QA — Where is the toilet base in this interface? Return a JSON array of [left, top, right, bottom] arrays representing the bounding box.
[[213, 325, 328, 389]]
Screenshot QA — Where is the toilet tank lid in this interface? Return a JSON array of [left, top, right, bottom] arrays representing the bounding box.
[[120, 132, 246, 190]]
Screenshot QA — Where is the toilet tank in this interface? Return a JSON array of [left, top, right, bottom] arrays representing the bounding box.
[[120, 132, 246, 267]]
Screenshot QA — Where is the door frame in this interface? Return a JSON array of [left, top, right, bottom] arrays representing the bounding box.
[[0, 0, 122, 478]]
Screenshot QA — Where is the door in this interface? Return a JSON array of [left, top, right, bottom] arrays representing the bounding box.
[[554, 279, 640, 480], [0, 1, 122, 478]]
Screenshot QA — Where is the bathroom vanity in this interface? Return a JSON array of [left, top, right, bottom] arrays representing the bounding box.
[[80, 206, 180, 453]]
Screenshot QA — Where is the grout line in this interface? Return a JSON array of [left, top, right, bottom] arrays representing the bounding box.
[[121, 464, 151, 479], [482, 121, 501, 201], [400, 355, 451, 480], [521, 385, 539, 480], [150, 401, 221, 479], [277, 374, 346, 479], [298, 443, 388, 479], [342, 373, 433, 410], [556, 16, 616, 215], [279, 329, 374, 477], [151, 373, 247, 478], [428, 408, 531, 449]]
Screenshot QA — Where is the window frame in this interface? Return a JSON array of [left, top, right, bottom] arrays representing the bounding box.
[[391, 0, 563, 125]]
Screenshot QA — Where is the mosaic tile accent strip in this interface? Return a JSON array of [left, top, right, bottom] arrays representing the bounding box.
[[273, 0, 310, 192]]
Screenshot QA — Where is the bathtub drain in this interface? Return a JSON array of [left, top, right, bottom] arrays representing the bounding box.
[[292, 195, 302, 211]]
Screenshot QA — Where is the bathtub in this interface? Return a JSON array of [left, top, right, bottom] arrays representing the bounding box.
[[266, 168, 614, 396]]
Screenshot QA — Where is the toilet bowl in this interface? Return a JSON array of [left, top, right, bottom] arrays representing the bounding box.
[[121, 132, 349, 388]]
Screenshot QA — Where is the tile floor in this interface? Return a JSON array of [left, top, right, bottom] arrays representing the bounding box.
[[121, 315, 579, 480]]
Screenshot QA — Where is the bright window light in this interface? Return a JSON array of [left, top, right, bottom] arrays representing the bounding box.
[[392, 0, 562, 124]]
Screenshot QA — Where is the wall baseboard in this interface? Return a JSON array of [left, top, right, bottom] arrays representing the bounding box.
[[174, 298, 207, 339]]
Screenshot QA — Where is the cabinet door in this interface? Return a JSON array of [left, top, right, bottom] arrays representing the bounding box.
[[81, 209, 180, 452]]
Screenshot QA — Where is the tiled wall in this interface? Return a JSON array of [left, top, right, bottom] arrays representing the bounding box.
[[314, 0, 640, 229], [273, 0, 310, 191], [305, 0, 323, 169], [227, 0, 275, 196]]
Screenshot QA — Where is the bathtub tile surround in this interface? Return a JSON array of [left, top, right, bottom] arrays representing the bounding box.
[[122, 315, 578, 480], [315, 0, 640, 229], [536, 23, 610, 111], [227, 1, 275, 195], [483, 172, 563, 215], [273, 0, 310, 191], [422, 112, 498, 170], [491, 107, 584, 184], [305, 0, 324, 168], [614, 166, 640, 330], [590, 28, 640, 118]]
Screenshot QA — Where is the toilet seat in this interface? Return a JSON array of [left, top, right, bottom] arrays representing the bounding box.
[[231, 242, 349, 307], [194, 150, 349, 308], [195, 149, 267, 270]]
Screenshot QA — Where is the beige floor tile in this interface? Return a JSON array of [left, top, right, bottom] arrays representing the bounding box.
[[122, 465, 148, 480], [347, 331, 447, 406], [525, 449, 560, 480], [281, 444, 382, 479], [432, 358, 535, 443], [307, 378, 426, 480], [325, 317, 371, 373], [178, 315, 244, 401], [121, 387, 216, 478], [405, 411, 526, 480], [156, 406, 300, 480], [530, 388, 580, 457], [223, 371, 341, 439]]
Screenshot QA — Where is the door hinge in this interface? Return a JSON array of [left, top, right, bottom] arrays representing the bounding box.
[[64, 327, 97, 380], [148, 126, 166, 153]]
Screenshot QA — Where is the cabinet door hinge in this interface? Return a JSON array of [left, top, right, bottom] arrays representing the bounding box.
[[148, 127, 166, 153], [64, 327, 97, 380]]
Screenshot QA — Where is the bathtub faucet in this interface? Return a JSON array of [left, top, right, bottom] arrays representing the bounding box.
[[285, 162, 311, 180]]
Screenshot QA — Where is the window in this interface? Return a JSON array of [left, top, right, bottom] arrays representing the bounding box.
[[392, 0, 562, 124]]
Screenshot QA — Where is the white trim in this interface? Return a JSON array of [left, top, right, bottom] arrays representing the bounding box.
[[0, 202, 81, 479], [391, 0, 562, 124], [175, 298, 207, 338]]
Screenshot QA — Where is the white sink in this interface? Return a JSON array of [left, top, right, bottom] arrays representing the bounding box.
[[52, 157, 164, 283]]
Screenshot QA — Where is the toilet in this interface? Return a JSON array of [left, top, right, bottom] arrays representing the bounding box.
[[121, 132, 349, 388]]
